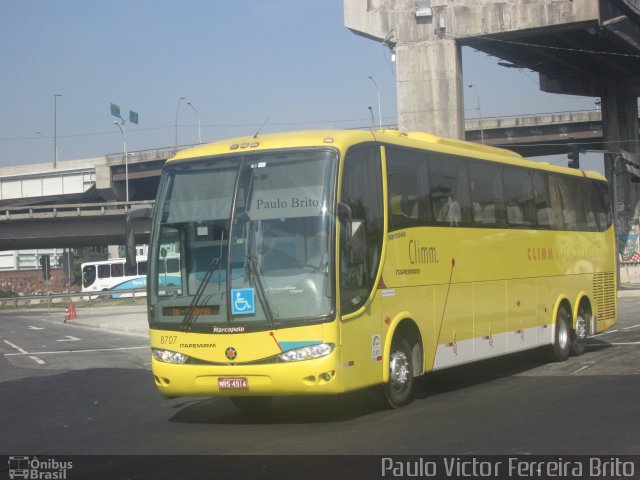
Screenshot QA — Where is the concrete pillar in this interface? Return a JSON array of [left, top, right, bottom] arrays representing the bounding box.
[[601, 86, 640, 283], [601, 87, 640, 213], [396, 38, 464, 137]]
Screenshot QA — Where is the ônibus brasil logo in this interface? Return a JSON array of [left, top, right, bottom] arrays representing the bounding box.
[[8, 456, 72, 479]]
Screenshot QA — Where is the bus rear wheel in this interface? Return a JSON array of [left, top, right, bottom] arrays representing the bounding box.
[[549, 304, 571, 362], [571, 303, 591, 357], [383, 335, 414, 409]]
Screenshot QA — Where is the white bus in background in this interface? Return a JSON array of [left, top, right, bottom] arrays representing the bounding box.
[[81, 256, 147, 297]]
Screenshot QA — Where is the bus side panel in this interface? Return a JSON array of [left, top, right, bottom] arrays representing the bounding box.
[[473, 281, 507, 360], [379, 285, 436, 376], [506, 278, 538, 352], [432, 283, 474, 369], [340, 295, 383, 391], [536, 276, 554, 345]]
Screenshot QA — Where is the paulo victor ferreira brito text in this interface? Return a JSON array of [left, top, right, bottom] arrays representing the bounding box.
[[380, 457, 635, 478]]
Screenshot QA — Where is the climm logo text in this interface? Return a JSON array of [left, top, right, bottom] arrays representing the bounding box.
[[409, 240, 439, 265], [528, 247, 554, 261]]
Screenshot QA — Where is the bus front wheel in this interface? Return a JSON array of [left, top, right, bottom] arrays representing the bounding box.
[[383, 335, 414, 409], [549, 304, 571, 362]]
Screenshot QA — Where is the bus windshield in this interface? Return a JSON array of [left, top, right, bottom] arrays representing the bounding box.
[[149, 149, 337, 331]]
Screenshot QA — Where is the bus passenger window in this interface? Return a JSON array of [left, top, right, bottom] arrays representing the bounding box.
[[532, 171, 554, 228], [98, 264, 111, 279], [138, 261, 148, 275], [435, 192, 461, 226], [468, 161, 505, 226], [165, 258, 180, 273], [547, 175, 566, 230], [503, 167, 536, 227], [111, 263, 124, 277], [385, 146, 431, 230], [592, 181, 612, 231], [82, 265, 96, 288], [428, 154, 471, 226], [556, 176, 588, 230]]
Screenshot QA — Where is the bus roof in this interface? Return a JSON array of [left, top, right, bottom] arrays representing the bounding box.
[[168, 129, 606, 182], [81, 256, 146, 268]]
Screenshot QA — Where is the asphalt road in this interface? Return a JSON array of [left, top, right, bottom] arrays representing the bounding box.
[[0, 300, 638, 478]]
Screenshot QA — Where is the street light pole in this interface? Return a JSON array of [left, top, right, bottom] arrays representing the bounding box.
[[54, 94, 62, 168], [187, 101, 202, 144], [36, 131, 58, 162], [368, 76, 382, 128], [114, 121, 129, 203], [175, 96, 185, 150], [467, 84, 484, 144], [110, 103, 138, 204]]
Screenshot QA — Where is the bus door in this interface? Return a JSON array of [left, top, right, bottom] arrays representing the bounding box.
[[338, 144, 385, 389]]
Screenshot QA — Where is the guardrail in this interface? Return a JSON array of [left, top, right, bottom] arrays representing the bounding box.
[[0, 288, 146, 308], [1, 200, 155, 222]]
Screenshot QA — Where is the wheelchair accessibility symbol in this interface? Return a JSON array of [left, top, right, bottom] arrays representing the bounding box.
[[231, 288, 255, 315]]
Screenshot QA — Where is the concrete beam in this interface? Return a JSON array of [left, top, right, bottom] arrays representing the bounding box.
[[541, 75, 640, 97], [345, 0, 599, 43], [0, 216, 150, 251], [344, 0, 602, 137]]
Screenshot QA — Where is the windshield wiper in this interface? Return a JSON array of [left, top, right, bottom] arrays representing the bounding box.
[[181, 232, 225, 332], [245, 254, 276, 326]]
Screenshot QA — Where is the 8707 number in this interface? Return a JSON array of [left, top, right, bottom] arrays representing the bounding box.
[[160, 336, 177, 345]]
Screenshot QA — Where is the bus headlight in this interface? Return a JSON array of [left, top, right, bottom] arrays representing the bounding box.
[[152, 348, 189, 364], [279, 343, 335, 362]]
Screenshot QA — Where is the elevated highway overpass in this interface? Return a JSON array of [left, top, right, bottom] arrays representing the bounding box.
[[465, 108, 635, 156], [0, 109, 636, 250]]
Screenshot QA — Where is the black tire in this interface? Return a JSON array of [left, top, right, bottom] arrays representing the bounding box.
[[230, 396, 273, 412], [549, 304, 571, 362], [383, 335, 414, 408], [571, 303, 591, 356]]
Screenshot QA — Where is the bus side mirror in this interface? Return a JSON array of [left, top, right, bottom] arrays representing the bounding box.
[[338, 202, 366, 265], [125, 205, 153, 275]]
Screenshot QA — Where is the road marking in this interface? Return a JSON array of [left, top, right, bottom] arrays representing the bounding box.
[[4, 339, 46, 365], [622, 323, 640, 331], [3, 339, 29, 354], [570, 362, 594, 375], [4, 345, 149, 356], [56, 335, 81, 342], [587, 341, 640, 348], [28, 326, 45, 330], [593, 329, 618, 337]]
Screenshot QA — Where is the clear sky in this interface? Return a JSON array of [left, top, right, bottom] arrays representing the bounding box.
[[0, 0, 602, 171]]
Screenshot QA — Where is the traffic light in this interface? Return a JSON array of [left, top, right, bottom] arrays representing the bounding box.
[[567, 143, 580, 169], [40, 255, 51, 280], [619, 150, 640, 184]]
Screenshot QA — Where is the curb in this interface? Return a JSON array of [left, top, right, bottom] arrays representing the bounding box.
[[66, 319, 149, 337]]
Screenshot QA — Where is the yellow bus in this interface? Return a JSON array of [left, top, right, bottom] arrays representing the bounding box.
[[142, 129, 617, 410]]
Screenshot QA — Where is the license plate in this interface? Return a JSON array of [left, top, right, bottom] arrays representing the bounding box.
[[218, 377, 248, 390]]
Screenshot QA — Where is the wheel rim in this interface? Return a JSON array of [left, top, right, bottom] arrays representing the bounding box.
[[389, 349, 410, 390], [575, 314, 588, 340], [558, 315, 570, 350]]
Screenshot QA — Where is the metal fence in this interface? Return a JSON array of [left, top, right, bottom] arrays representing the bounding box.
[[0, 288, 146, 308]]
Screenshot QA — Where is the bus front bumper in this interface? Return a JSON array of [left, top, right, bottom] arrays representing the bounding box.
[[151, 354, 344, 397]]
